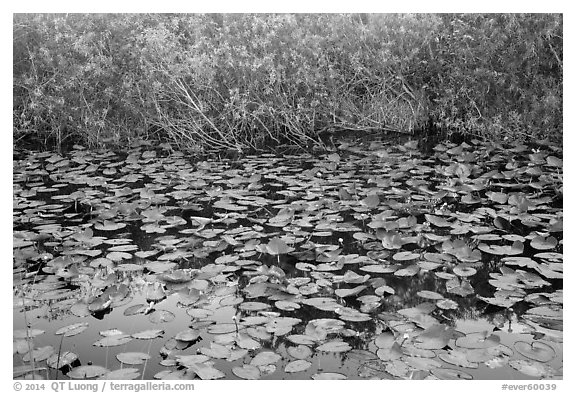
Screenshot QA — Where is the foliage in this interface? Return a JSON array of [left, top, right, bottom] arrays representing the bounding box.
[[13, 13, 562, 151]]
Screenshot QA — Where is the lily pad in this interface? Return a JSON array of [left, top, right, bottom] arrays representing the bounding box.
[[250, 351, 282, 366], [530, 236, 558, 250], [285, 359, 312, 373], [47, 351, 79, 369], [23, 346, 54, 362], [453, 264, 477, 277], [232, 364, 261, 380], [311, 372, 347, 380], [148, 309, 176, 323], [116, 352, 151, 365], [514, 340, 556, 362], [287, 344, 313, 359], [93, 334, 133, 347], [101, 368, 141, 380], [55, 323, 89, 337], [174, 329, 201, 342], [316, 340, 351, 352], [68, 365, 109, 379], [132, 329, 164, 340], [187, 363, 225, 380]]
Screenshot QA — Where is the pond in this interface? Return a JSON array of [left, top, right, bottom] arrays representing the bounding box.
[[13, 137, 563, 380]]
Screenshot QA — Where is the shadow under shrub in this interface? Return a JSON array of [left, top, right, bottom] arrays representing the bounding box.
[[13, 13, 562, 152]]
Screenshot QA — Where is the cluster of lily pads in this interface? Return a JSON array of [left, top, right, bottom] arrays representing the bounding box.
[[13, 137, 562, 380]]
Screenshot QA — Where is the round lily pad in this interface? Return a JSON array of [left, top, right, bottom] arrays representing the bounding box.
[[287, 344, 313, 359], [174, 329, 201, 342], [232, 364, 261, 380], [392, 251, 420, 261], [250, 351, 282, 366], [132, 329, 164, 340], [436, 299, 459, 310], [23, 346, 54, 362], [93, 334, 132, 347], [101, 368, 140, 380], [455, 332, 500, 349], [240, 301, 270, 311], [68, 365, 109, 379], [47, 351, 78, 369], [453, 264, 477, 277], [514, 340, 556, 362], [316, 340, 351, 353], [148, 309, 175, 323], [285, 359, 312, 373], [311, 372, 347, 380], [116, 352, 151, 365], [275, 300, 301, 311], [417, 290, 444, 300], [55, 322, 89, 337]]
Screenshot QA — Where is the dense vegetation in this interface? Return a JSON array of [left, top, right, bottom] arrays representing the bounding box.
[[13, 13, 562, 152]]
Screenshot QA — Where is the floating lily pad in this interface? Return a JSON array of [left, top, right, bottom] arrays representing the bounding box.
[[176, 354, 211, 367], [174, 329, 201, 342], [250, 351, 282, 366], [316, 340, 351, 352], [453, 264, 477, 277], [394, 264, 420, 277], [132, 329, 164, 340], [232, 364, 261, 380], [436, 299, 459, 310], [101, 368, 141, 380], [68, 365, 109, 379], [47, 351, 78, 369], [236, 334, 260, 350], [530, 236, 558, 250], [335, 307, 372, 322], [187, 363, 225, 380], [287, 344, 313, 359], [286, 334, 317, 345], [148, 309, 176, 323], [514, 340, 556, 362], [285, 359, 312, 373], [392, 251, 420, 261], [55, 322, 89, 337], [335, 285, 367, 298], [417, 290, 444, 300], [116, 352, 151, 365], [414, 324, 453, 349], [300, 297, 340, 311], [275, 300, 301, 311], [93, 334, 132, 347], [198, 340, 231, 357], [240, 301, 270, 311], [311, 372, 347, 380], [23, 346, 54, 362]]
